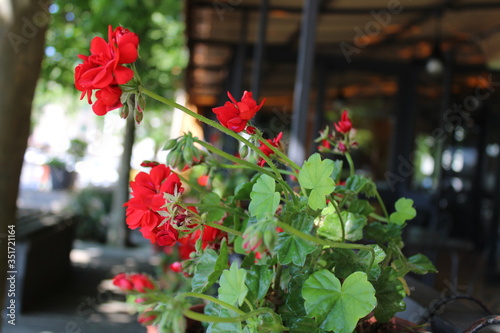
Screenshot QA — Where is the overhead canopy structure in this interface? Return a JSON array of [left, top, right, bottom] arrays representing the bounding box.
[[185, 0, 500, 109]]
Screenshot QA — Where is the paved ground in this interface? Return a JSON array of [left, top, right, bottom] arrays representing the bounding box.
[[2, 238, 159, 333]]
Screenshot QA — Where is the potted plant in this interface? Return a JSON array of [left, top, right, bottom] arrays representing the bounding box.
[[74, 25, 437, 333]]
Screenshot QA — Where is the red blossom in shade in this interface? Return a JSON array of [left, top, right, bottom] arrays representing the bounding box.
[[338, 142, 347, 153], [130, 274, 155, 292], [212, 91, 266, 132], [334, 110, 353, 134], [124, 164, 184, 245], [138, 311, 156, 325], [112, 273, 155, 293], [317, 139, 331, 152], [257, 132, 283, 166], [169, 261, 183, 273], [112, 273, 134, 291]]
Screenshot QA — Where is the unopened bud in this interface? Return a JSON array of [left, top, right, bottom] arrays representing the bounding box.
[[163, 139, 178, 151], [166, 151, 182, 168], [239, 145, 249, 158]]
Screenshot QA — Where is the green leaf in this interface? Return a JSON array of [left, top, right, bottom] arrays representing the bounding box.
[[286, 318, 324, 333], [249, 174, 280, 219], [405, 254, 437, 275], [245, 265, 273, 303], [389, 198, 416, 225], [218, 261, 249, 307], [201, 192, 226, 222], [372, 267, 407, 322], [205, 302, 244, 333], [365, 222, 403, 244], [331, 245, 386, 280], [302, 270, 376, 333], [348, 199, 375, 216], [345, 175, 376, 197], [298, 154, 336, 210], [331, 160, 344, 183], [317, 204, 367, 241], [234, 181, 254, 201], [191, 242, 229, 293], [276, 212, 318, 266]]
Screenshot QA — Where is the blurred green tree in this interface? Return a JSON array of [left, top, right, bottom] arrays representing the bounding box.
[[41, 0, 187, 246]]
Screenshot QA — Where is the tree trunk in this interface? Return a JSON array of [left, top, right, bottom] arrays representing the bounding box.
[[107, 113, 136, 246], [0, 0, 50, 327]]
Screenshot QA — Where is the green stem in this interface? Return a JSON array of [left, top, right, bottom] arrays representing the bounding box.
[[276, 221, 375, 272], [180, 292, 244, 315], [194, 138, 295, 201], [330, 199, 346, 242], [256, 132, 301, 171], [219, 163, 296, 176], [369, 212, 389, 223], [374, 190, 389, 220], [205, 221, 243, 237], [142, 87, 284, 179], [344, 152, 355, 177]]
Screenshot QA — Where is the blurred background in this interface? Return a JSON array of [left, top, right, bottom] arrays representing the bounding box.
[[1, 0, 500, 332]]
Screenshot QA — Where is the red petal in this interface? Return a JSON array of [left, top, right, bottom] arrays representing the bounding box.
[[113, 65, 134, 84]]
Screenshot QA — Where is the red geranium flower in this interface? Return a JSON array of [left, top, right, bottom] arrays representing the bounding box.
[[92, 85, 123, 116], [112, 273, 134, 291], [334, 110, 352, 134], [74, 25, 139, 115], [130, 274, 155, 292], [177, 224, 225, 260], [124, 164, 184, 245], [156, 224, 179, 247], [257, 132, 283, 166], [212, 91, 266, 132]]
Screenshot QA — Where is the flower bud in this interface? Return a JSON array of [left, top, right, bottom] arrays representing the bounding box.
[[163, 139, 178, 151], [166, 150, 182, 168], [182, 145, 195, 164], [239, 145, 249, 158]]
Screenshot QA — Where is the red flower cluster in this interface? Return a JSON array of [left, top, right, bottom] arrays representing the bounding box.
[[212, 91, 266, 132], [75, 25, 139, 116], [124, 164, 184, 245], [257, 132, 283, 166], [334, 110, 353, 133], [169, 224, 226, 274], [113, 273, 155, 293]]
